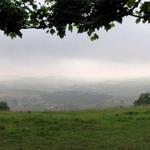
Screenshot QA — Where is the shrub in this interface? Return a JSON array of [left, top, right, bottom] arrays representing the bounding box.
[[0, 102, 10, 111], [134, 93, 150, 106]]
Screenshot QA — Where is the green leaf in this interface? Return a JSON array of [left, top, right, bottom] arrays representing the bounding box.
[[136, 18, 141, 24], [68, 24, 73, 32], [90, 33, 99, 41], [50, 28, 55, 35], [127, 0, 136, 8], [141, 2, 150, 13]]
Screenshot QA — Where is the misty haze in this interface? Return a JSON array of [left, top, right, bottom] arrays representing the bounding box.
[[1, 17, 150, 111], [0, 76, 150, 111]]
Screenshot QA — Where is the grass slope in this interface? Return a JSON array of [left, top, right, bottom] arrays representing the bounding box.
[[0, 106, 150, 150]]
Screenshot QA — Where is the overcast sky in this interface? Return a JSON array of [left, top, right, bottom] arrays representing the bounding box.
[[1, 17, 150, 82]]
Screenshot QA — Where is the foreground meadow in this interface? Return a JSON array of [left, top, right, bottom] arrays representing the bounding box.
[[0, 106, 150, 150]]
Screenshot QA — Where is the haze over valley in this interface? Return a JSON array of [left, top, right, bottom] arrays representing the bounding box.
[[0, 76, 149, 111], [1, 18, 150, 111]]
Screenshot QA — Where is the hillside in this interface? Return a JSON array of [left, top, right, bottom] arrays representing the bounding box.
[[0, 106, 150, 149]]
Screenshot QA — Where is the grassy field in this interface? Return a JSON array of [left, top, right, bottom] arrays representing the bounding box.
[[0, 106, 150, 150]]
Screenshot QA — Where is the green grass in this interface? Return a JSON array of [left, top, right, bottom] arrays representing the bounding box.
[[1, 106, 150, 150]]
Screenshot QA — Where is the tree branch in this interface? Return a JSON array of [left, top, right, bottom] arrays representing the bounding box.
[[130, 13, 144, 19], [129, 0, 142, 14]]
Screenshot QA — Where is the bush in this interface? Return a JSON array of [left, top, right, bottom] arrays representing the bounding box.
[[0, 102, 10, 111], [134, 93, 150, 106]]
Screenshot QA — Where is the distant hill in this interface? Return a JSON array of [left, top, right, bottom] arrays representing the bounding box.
[[0, 77, 150, 110]]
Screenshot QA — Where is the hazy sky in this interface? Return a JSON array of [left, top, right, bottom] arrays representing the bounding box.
[[1, 17, 150, 82]]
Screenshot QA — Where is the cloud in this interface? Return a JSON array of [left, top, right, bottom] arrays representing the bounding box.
[[0, 18, 150, 81], [0, 58, 150, 82]]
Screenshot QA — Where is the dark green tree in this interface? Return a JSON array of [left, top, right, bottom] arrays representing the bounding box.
[[0, 101, 10, 111], [134, 93, 150, 106], [0, 0, 150, 40]]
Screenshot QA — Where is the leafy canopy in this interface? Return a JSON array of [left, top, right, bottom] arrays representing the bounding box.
[[0, 0, 150, 40]]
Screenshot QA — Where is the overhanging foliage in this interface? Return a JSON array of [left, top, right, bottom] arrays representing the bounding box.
[[0, 0, 150, 40]]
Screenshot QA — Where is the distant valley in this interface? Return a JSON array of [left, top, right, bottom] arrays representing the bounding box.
[[0, 77, 150, 111]]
